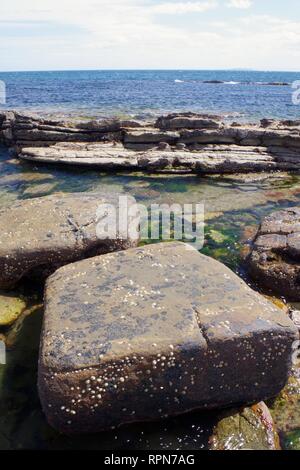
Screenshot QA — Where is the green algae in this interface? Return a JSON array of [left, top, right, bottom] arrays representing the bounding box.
[[283, 430, 300, 450], [209, 404, 280, 450]]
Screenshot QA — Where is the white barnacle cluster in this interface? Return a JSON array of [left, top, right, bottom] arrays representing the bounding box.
[[119, 280, 163, 307], [50, 342, 203, 426]]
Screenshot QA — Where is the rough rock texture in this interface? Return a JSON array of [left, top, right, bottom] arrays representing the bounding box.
[[290, 310, 300, 331], [268, 367, 300, 435], [209, 402, 280, 450], [1, 111, 300, 174], [38, 242, 297, 434], [0, 192, 139, 289], [247, 208, 300, 301], [0, 111, 143, 146], [19, 142, 300, 173]]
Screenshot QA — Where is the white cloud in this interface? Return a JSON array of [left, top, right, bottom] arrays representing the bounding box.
[[227, 0, 252, 8], [151, 1, 218, 14], [0, 1, 299, 71]]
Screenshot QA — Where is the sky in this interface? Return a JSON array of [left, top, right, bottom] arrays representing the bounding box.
[[1, 0, 300, 71]]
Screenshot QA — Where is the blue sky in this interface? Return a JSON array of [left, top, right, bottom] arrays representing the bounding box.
[[1, 0, 300, 71]]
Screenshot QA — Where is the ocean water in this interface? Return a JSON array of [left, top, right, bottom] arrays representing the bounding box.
[[0, 69, 300, 121]]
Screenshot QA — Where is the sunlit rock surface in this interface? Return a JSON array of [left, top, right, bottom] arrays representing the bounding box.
[[0, 192, 139, 289], [39, 242, 297, 434], [0, 292, 26, 326], [1, 111, 300, 174]]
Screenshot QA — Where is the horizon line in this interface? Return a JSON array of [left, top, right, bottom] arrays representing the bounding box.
[[1, 68, 300, 74]]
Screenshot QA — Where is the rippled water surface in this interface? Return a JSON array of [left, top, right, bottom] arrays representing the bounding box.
[[0, 69, 300, 121], [1, 145, 300, 449]]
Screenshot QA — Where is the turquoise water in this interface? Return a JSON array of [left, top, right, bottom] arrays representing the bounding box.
[[1, 145, 300, 449], [0, 69, 300, 121]]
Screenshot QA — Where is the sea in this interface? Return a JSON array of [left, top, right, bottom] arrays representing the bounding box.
[[0, 69, 300, 122]]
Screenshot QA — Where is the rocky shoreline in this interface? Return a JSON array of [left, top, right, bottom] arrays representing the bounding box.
[[1, 111, 300, 173], [1, 110, 300, 448]]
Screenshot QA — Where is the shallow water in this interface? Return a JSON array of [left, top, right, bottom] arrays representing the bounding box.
[[1, 145, 300, 449]]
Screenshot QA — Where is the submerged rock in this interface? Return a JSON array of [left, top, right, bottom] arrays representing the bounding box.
[[247, 208, 300, 301], [283, 430, 300, 450], [4, 304, 43, 348], [38, 242, 297, 434], [0, 192, 139, 289], [209, 402, 280, 450], [0, 292, 26, 326], [268, 370, 300, 435]]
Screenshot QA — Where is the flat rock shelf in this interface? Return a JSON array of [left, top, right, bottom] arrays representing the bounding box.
[[1, 111, 300, 174], [38, 242, 297, 434]]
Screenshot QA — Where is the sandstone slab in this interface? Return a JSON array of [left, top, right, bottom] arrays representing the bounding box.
[[19, 142, 300, 174], [0, 192, 139, 289], [38, 242, 297, 434]]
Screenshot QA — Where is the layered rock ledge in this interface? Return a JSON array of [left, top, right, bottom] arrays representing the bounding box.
[[1, 111, 300, 174], [38, 242, 297, 434], [247, 207, 300, 301], [0, 192, 139, 289]]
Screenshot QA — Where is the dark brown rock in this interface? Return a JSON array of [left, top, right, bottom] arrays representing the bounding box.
[[38, 242, 297, 434], [248, 208, 300, 300]]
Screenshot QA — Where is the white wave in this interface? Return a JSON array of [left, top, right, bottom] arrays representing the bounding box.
[[174, 79, 184, 83]]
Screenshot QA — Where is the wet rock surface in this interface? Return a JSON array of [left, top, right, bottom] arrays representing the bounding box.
[[247, 208, 300, 301], [0, 192, 139, 289], [209, 402, 280, 450], [1, 111, 300, 174], [268, 367, 300, 436], [38, 242, 297, 434], [0, 292, 26, 326]]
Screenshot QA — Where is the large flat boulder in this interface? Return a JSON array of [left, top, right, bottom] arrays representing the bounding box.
[[247, 208, 300, 300], [38, 242, 297, 434], [0, 192, 139, 289]]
